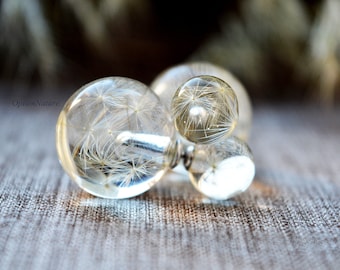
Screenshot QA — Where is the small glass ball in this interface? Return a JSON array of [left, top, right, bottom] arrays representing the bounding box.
[[56, 77, 177, 199], [171, 75, 239, 144], [187, 136, 255, 200], [151, 62, 252, 141]]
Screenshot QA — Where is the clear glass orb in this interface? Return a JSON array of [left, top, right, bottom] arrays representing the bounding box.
[[186, 136, 255, 200], [56, 77, 177, 199], [151, 62, 252, 141], [171, 75, 238, 144]]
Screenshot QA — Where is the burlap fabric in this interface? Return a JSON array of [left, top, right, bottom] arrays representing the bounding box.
[[1, 94, 339, 269]]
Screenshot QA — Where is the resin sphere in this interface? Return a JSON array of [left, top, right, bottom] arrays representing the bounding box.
[[171, 75, 238, 144], [151, 62, 252, 141], [56, 77, 177, 199], [187, 136, 255, 200]]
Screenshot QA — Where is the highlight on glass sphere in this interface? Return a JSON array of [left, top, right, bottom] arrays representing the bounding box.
[[185, 136, 255, 200], [171, 75, 239, 144], [56, 77, 179, 199], [151, 62, 253, 141]]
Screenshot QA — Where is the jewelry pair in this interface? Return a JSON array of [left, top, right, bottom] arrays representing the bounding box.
[[56, 62, 255, 200]]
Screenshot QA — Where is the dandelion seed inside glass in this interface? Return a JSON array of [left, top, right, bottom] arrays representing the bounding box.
[[171, 75, 239, 144], [56, 77, 176, 199], [151, 62, 253, 141]]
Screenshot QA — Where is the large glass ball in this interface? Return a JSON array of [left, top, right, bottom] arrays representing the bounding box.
[[56, 77, 177, 199], [151, 62, 252, 141]]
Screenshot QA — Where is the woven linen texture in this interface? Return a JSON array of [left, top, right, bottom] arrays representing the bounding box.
[[0, 99, 339, 270]]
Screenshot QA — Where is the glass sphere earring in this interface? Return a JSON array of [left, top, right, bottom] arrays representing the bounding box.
[[56, 77, 181, 199], [171, 75, 239, 144], [170, 79, 255, 200], [56, 75, 255, 201], [151, 62, 256, 200], [151, 61, 252, 141]]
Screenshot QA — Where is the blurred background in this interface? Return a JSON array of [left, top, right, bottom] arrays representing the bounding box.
[[1, 0, 340, 105]]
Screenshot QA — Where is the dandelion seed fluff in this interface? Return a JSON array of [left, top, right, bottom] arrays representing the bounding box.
[[56, 77, 177, 199]]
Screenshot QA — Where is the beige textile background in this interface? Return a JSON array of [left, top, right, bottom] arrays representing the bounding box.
[[0, 93, 339, 269]]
